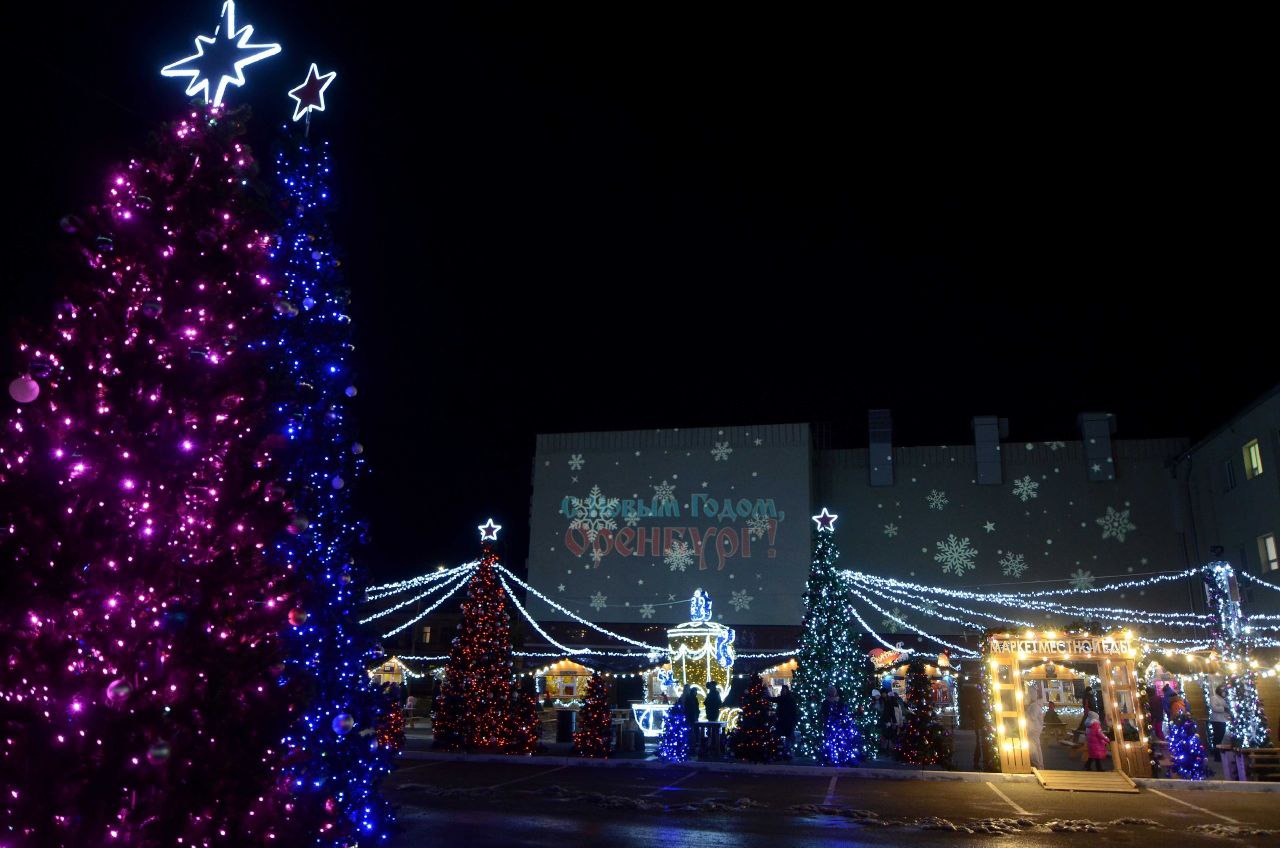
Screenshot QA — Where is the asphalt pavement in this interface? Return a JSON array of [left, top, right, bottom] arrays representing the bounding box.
[[385, 757, 1280, 846]]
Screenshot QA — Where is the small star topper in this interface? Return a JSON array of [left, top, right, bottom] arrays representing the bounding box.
[[811, 507, 838, 531], [161, 1, 281, 108], [478, 518, 502, 541], [288, 63, 337, 122]]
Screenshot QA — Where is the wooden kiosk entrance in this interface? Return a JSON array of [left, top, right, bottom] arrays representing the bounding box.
[[985, 630, 1150, 785]]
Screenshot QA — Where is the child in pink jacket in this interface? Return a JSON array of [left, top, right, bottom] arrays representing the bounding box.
[[1083, 711, 1109, 771]]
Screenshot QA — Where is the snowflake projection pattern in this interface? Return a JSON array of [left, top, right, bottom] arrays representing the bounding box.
[[664, 541, 695, 572], [934, 534, 978, 576], [711, 441, 733, 461], [881, 608, 904, 634], [1069, 569, 1095, 590], [729, 589, 753, 611], [1096, 506, 1136, 543], [567, 484, 620, 542], [747, 514, 770, 540], [927, 489, 949, 510], [1044, 441, 1066, 450], [568, 453, 585, 470], [589, 548, 605, 566], [999, 551, 1028, 578], [884, 523, 899, 538], [589, 591, 608, 611], [653, 479, 676, 504], [638, 603, 656, 620], [1012, 475, 1040, 502], [624, 513, 640, 528]]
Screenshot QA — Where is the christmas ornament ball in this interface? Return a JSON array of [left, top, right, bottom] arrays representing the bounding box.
[[9, 376, 39, 404], [332, 713, 355, 735], [288, 608, 308, 626]]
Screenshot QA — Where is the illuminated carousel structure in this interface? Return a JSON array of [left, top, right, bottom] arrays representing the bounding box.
[[631, 589, 738, 736]]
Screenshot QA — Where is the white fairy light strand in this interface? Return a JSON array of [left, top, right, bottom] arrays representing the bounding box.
[[852, 567, 1201, 600], [496, 564, 664, 651], [851, 572, 1211, 627], [359, 563, 477, 623], [860, 578, 1035, 628], [500, 575, 575, 655], [365, 560, 478, 599], [381, 571, 473, 638], [845, 578, 980, 657], [1240, 572, 1280, 593]]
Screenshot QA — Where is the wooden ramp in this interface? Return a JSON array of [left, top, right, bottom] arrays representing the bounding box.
[[1033, 768, 1139, 793]]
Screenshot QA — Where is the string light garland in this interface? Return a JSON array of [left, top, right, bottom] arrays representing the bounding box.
[[845, 579, 980, 657], [379, 570, 473, 638], [1203, 562, 1271, 748], [360, 563, 478, 621], [364, 560, 478, 601], [496, 564, 664, 652], [853, 567, 1202, 600]]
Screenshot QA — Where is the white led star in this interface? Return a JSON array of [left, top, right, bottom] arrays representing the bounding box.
[[288, 63, 337, 122], [161, 1, 281, 107], [811, 507, 838, 531], [478, 518, 502, 541]]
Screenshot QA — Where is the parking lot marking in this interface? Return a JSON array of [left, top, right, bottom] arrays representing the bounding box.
[[985, 782, 1033, 817], [645, 770, 698, 797], [1145, 788, 1240, 824], [824, 775, 838, 804], [487, 764, 569, 790]]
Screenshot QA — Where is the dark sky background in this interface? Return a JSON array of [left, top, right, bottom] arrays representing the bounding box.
[[8, 4, 1274, 582]]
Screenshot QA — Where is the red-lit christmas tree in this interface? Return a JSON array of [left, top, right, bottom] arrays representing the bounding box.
[[508, 676, 542, 755], [0, 105, 299, 844], [895, 656, 949, 766], [573, 673, 613, 758], [376, 703, 406, 754], [731, 675, 782, 763], [432, 542, 513, 750]]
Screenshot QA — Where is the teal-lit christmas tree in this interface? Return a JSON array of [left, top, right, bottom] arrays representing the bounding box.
[[792, 509, 878, 760], [657, 706, 691, 762], [730, 675, 781, 763], [1167, 712, 1209, 780]]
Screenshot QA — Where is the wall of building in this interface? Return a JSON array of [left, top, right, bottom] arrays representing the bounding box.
[[815, 437, 1194, 636], [1175, 385, 1280, 612]]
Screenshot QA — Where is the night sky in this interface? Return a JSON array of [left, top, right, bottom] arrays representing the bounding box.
[[10, 4, 1273, 582]]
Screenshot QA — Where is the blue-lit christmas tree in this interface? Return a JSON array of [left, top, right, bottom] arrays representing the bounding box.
[[268, 86, 394, 844], [1167, 712, 1209, 780], [657, 705, 691, 762], [821, 697, 863, 766]]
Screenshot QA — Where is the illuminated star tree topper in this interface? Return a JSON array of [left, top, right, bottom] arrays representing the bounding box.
[[478, 518, 502, 541], [161, 1, 281, 107], [288, 63, 337, 122], [811, 507, 838, 532]]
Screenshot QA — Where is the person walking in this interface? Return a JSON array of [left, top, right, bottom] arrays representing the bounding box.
[[774, 684, 799, 757], [704, 681, 723, 723], [1024, 688, 1048, 770], [1209, 685, 1230, 761], [404, 693, 418, 729], [1083, 711, 1110, 771]]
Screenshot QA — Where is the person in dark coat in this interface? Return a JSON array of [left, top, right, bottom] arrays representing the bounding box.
[[681, 684, 700, 726], [774, 684, 799, 756], [704, 681, 723, 723]]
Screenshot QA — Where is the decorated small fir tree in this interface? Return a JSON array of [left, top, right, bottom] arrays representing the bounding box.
[[508, 677, 542, 755], [1167, 712, 1209, 780], [657, 705, 691, 763], [573, 673, 613, 758], [731, 675, 782, 763], [895, 656, 948, 766], [375, 704, 406, 754], [821, 695, 863, 766]]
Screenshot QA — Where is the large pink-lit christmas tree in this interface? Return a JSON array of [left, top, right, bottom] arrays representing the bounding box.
[[0, 102, 302, 843]]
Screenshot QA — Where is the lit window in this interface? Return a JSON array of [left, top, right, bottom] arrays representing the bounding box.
[[1224, 459, 1237, 492], [1244, 439, 1264, 480], [1261, 534, 1279, 572], [422, 625, 432, 644]]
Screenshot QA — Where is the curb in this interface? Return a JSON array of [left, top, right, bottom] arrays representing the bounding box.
[[398, 750, 1280, 791]]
